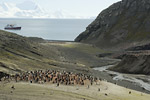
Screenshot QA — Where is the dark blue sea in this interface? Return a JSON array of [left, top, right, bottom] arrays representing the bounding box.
[[0, 19, 94, 41]]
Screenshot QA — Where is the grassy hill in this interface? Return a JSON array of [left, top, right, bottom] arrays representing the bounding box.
[[0, 30, 117, 75], [0, 81, 149, 100]]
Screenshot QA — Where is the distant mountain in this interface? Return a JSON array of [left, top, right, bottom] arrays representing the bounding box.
[[0, 0, 86, 19], [16, 0, 39, 10], [75, 0, 150, 49], [0, 1, 48, 18]]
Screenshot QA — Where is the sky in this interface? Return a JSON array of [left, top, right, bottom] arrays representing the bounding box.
[[0, 0, 121, 18]]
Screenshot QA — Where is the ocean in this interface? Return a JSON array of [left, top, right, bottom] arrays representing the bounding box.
[[0, 19, 94, 41]]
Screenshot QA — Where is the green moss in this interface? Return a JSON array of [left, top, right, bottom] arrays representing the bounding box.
[[60, 43, 109, 54]]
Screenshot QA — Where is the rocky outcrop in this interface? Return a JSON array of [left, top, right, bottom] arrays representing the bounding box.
[[0, 72, 9, 81], [75, 0, 150, 49], [109, 54, 150, 75], [127, 43, 150, 51]]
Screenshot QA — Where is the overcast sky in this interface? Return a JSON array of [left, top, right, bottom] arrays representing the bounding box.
[[0, 0, 121, 18]]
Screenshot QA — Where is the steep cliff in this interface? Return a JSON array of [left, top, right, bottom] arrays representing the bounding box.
[[75, 0, 150, 49], [109, 54, 150, 75]]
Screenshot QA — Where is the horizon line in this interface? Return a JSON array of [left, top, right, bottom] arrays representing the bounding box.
[[0, 17, 96, 20]]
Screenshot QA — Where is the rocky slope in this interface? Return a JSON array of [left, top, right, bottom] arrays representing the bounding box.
[[75, 0, 150, 49], [109, 54, 150, 75]]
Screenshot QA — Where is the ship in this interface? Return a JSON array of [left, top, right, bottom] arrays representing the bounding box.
[[4, 24, 21, 30]]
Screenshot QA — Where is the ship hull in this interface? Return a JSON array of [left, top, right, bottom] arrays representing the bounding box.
[[4, 27, 21, 30]]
